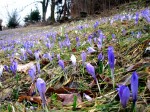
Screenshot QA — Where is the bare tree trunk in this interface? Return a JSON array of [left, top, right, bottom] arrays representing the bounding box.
[[0, 19, 2, 31], [51, 0, 55, 22], [40, 0, 49, 22]]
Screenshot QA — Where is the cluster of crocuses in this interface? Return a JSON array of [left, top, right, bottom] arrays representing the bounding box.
[[28, 63, 47, 107], [117, 72, 138, 109], [3, 60, 18, 76]]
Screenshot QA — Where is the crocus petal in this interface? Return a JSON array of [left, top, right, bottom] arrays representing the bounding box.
[[131, 71, 138, 102], [36, 78, 46, 106], [86, 63, 96, 80]]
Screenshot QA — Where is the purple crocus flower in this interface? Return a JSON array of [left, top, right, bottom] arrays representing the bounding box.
[[122, 29, 126, 36], [117, 85, 130, 108], [142, 9, 150, 23], [131, 71, 138, 103], [87, 47, 96, 54], [34, 50, 40, 60], [81, 51, 87, 64], [10, 61, 18, 75], [136, 31, 141, 38], [87, 35, 92, 45], [76, 37, 80, 47], [28, 65, 36, 82], [36, 78, 46, 106], [65, 34, 71, 48], [58, 60, 65, 70], [46, 42, 51, 49], [86, 63, 96, 81], [94, 21, 99, 29], [135, 12, 139, 24], [59, 41, 63, 49], [112, 34, 116, 39], [108, 46, 115, 88], [43, 53, 52, 61], [20, 48, 27, 60], [4, 65, 9, 72], [98, 53, 104, 61], [36, 62, 40, 74], [57, 54, 60, 60], [108, 46, 115, 70], [26, 49, 33, 55]]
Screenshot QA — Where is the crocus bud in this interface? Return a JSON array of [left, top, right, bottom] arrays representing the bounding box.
[[58, 60, 65, 70], [117, 85, 130, 108], [81, 51, 87, 64], [86, 63, 96, 81], [36, 78, 46, 106], [107, 46, 115, 70], [131, 71, 138, 103], [4, 65, 9, 72], [28, 65, 36, 82], [70, 54, 76, 66], [76, 37, 80, 47], [98, 53, 104, 61], [94, 21, 99, 29]]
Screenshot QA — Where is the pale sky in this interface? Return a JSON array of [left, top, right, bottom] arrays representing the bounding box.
[[0, 0, 50, 26]]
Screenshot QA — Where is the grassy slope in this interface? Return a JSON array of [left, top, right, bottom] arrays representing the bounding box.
[[0, 1, 150, 112]]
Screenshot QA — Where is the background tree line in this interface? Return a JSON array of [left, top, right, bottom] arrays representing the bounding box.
[[6, 0, 148, 28]]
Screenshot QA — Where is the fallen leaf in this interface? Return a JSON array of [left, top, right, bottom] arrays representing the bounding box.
[[72, 48, 77, 52], [58, 93, 82, 105], [17, 62, 34, 73], [126, 60, 149, 72], [46, 87, 94, 97], [18, 95, 42, 104]]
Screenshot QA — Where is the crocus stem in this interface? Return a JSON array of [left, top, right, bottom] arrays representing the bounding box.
[[111, 69, 115, 89], [43, 105, 49, 112], [131, 101, 136, 112], [82, 66, 84, 74], [96, 78, 101, 94], [15, 73, 19, 84]]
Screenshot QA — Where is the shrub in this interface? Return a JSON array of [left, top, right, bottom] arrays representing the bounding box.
[[24, 9, 41, 24], [7, 9, 20, 28]]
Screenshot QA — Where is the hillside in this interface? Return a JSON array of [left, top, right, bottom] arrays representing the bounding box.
[[0, 2, 150, 112]]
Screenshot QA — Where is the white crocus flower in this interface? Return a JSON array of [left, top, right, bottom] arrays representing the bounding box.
[[70, 54, 76, 66], [0, 65, 4, 77]]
